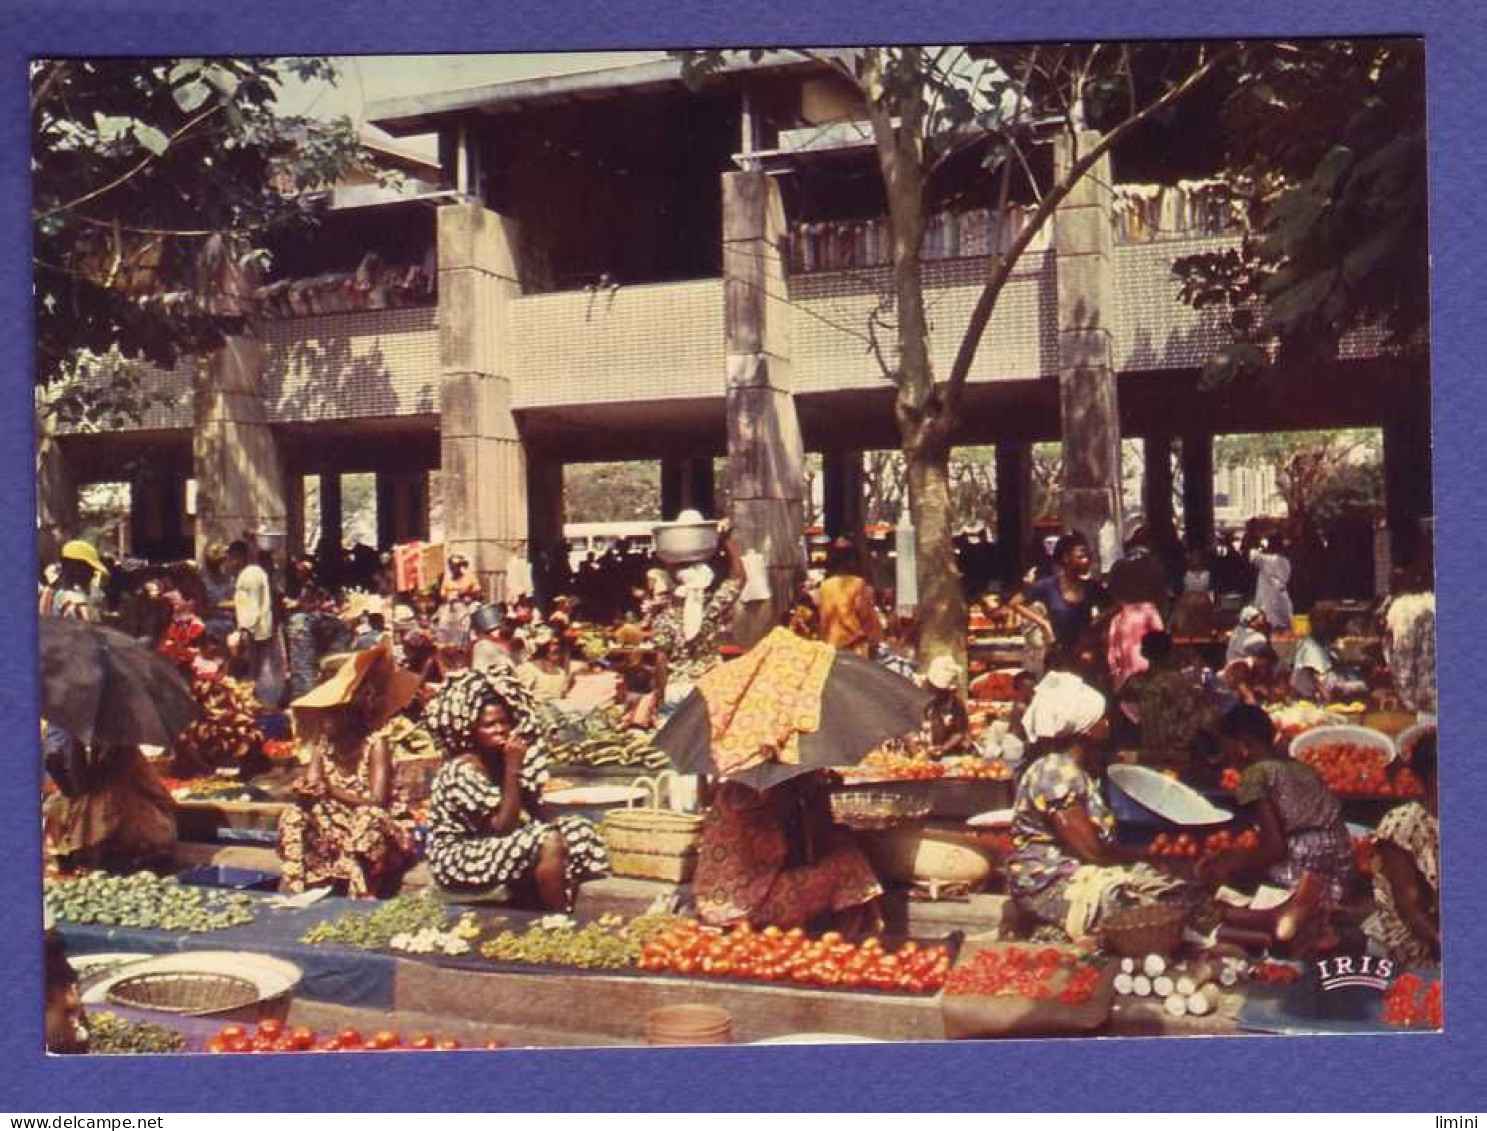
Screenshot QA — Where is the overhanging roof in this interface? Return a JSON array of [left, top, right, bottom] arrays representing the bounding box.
[[367, 52, 814, 136]]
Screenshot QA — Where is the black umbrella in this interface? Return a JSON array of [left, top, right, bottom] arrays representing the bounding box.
[[655, 646, 931, 791], [38, 618, 200, 747]]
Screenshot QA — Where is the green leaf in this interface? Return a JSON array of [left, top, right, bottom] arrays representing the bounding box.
[[134, 123, 169, 155], [172, 79, 210, 113]]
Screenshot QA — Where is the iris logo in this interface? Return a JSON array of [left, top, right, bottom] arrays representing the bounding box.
[[1315, 954, 1395, 992]]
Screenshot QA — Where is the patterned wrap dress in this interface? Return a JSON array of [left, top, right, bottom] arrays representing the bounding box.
[[277, 735, 416, 899], [1363, 801, 1439, 967], [422, 669, 609, 893]]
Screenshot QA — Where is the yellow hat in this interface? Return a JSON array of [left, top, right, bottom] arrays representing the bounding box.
[[61, 540, 108, 577], [290, 643, 422, 728]]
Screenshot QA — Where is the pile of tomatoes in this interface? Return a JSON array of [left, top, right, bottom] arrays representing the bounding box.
[[944, 946, 1103, 1005], [1146, 827, 1260, 860], [1297, 742, 1424, 798], [637, 922, 951, 995], [204, 1019, 504, 1054], [848, 751, 947, 781], [1249, 962, 1302, 986], [1383, 973, 1443, 1028]]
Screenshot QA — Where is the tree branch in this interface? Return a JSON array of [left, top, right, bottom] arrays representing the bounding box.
[[36, 102, 224, 222], [943, 44, 1238, 407]]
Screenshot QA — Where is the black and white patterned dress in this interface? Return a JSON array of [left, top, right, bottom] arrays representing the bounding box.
[[425, 748, 609, 892]]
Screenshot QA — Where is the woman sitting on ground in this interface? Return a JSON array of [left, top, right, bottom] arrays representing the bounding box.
[[1363, 731, 1440, 966], [423, 668, 609, 910], [516, 630, 573, 703], [42, 729, 176, 875], [277, 644, 421, 898], [1198, 704, 1353, 953], [695, 771, 884, 937], [1007, 672, 1191, 940]]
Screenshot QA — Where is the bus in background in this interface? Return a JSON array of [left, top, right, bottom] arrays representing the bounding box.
[[564, 521, 657, 573]]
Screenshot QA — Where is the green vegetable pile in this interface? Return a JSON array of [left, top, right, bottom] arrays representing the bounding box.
[[301, 892, 449, 949], [45, 873, 255, 932], [479, 912, 683, 970], [546, 708, 669, 770], [86, 1011, 187, 1055]]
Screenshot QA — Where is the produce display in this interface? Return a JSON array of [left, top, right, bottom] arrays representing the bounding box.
[[546, 708, 668, 770], [968, 669, 1019, 701], [45, 872, 255, 931], [1295, 742, 1423, 798], [637, 922, 952, 994], [946, 946, 1103, 1005], [479, 912, 683, 970], [1267, 703, 1344, 743], [1146, 828, 1260, 860], [1383, 972, 1443, 1028], [301, 892, 448, 949], [1113, 954, 1236, 1017], [161, 774, 256, 802], [844, 749, 1013, 783], [1249, 962, 1302, 986], [171, 678, 263, 775], [389, 913, 482, 956], [204, 1018, 504, 1053], [86, 1011, 187, 1054]]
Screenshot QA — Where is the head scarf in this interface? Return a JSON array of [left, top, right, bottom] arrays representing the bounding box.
[[926, 655, 961, 690], [1239, 605, 1263, 627], [676, 564, 714, 642], [424, 667, 541, 757], [1023, 671, 1107, 743]]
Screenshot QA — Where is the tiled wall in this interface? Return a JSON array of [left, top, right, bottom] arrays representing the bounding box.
[[508, 279, 724, 408], [1112, 234, 1244, 372], [263, 307, 441, 421], [790, 251, 1059, 390]]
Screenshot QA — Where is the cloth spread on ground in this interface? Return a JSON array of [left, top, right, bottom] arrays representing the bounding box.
[[696, 627, 836, 776]]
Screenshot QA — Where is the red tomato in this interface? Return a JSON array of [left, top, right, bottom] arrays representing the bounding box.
[[437, 1038, 462, 1050], [219, 1024, 248, 1042], [257, 1018, 284, 1040], [288, 1027, 316, 1051], [336, 1028, 364, 1048], [206, 1036, 229, 1054], [409, 1034, 435, 1050], [369, 1030, 400, 1050]]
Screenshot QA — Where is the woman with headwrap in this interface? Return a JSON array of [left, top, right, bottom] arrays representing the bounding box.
[[1007, 672, 1189, 939], [649, 521, 745, 716], [1225, 605, 1272, 666], [423, 668, 609, 908]]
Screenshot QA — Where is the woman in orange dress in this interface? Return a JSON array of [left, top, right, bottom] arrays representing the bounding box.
[[816, 539, 883, 657]]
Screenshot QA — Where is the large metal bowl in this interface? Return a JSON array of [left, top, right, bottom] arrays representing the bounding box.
[[653, 513, 719, 565]]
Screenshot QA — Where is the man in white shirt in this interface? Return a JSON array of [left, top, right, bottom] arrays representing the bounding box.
[[227, 540, 280, 706]]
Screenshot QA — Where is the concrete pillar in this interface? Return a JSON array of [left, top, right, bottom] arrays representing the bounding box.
[[995, 440, 1032, 584], [526, 455, 565, 610], [723, 169, 805, 646], [191, 236, 287, 559], [1052, 131, 1123, 572], [1383, 383, 1433, 567], [285, 472, 306, 559], [1144, 433, 1176, 542], [319, 473, 343, 558], [438, 203, 529, 601], [376, 471, 430, 548], [661, 458, 720, 520], [1181, 432, 1215, 549], [822, 450, 864, 540]]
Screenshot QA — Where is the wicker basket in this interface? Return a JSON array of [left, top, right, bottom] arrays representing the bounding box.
[[607, 847, 698, 883], [830, 790, 932, 831], [1099, 903, 1190, 958], [601, 773, 703, 879], [106, 971, 261, 1016]]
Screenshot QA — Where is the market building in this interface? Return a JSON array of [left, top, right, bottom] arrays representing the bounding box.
[[41, 55, 1432, 607]]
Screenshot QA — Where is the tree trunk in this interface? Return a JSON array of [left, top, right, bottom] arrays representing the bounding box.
[[905, 428, 968, 681]]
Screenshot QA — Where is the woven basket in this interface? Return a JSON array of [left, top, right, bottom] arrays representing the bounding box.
[[1099, 903, 1189, 958], [106, 971, 261, 1016], [601, 773, 703, 857], [607, 847, 698, 883]]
